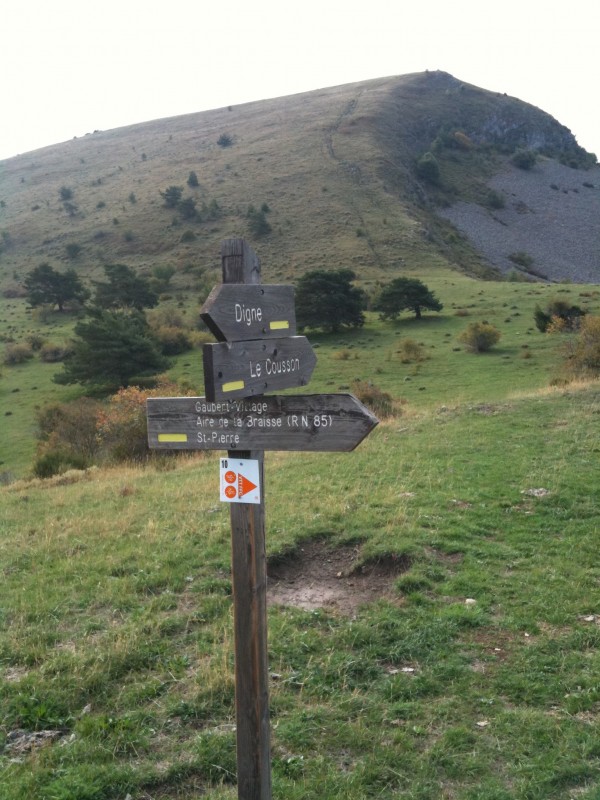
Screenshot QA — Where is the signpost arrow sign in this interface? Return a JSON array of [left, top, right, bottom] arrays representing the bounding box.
[[200, 284, 296, 342], [203, 336, 317, 402], [146, 238, 380, 800], [147, 394, 379, 452]]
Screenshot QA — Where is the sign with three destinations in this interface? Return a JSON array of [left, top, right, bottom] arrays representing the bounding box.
[[147, 393, 378, 452], [149, 267, 379, 450]]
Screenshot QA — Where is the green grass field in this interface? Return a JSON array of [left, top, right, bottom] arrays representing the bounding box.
[[1, 271, 600, 799], [3, 272, 598, 479]]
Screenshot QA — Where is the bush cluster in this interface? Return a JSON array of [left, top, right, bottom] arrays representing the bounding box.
[[33, 398, 102, 478], [3, 342, 34, 365], [565, 316, 600, 375], [96, 380, 191, 463], [511, 149, 537, 170], [153, 326, 193, 355], [458, 322, 501, 353], [416, 152, 441, 185], [31, 379, 193, 477], [534, 298, 585, 333], [247, 204, 271, 237], [397, 339, 427, 364], [39, 342, 74, 363], [351, 379, 395, 419]]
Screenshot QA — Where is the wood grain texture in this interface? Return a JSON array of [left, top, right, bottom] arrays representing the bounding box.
[[203, 336, 316, 402], [200, 284, 296, 342], [147, 394, 379, 452], [220, 239, 272, 800]]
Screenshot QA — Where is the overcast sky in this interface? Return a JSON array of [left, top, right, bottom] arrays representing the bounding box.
[[2, 0, 599, 162]]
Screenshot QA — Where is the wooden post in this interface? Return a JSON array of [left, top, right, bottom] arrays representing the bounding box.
[[222, 239, 272, 800], [146, 238, 378, 797]]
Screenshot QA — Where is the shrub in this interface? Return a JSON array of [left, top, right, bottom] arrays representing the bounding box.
[[39, 341, 73, 362], [217, 133, 233, 148], [63, 201, 78, 217], [32, 450, 87, 478], [148, 307, 185, 330], [181, 229, 196, 243], [36, 398, 102, 458], [151, 265, 176, 293], [508, 251, 534, 268], [187, 171, 199, 188], [534, 305, 551, 332], [201, 198, 222, 221], [351, 379, 395, 419], [2, 286, 27, 299], [247, 204, 271, 237], [3, 342, 34, 365], [96, 379, 188, 463], [507, 270, 532, 283], [154, 325, 193, 355], [565, 315, 600, 375], [511, 149, 536, 170], [333, 349, 352, 361], [486, 189, 505, 209], [535, 298, 585, 332], [546, 315, 569, 334], [31, 305, 53, 324], [65, 243, 82, 259], [188, 330, 214, 348], [177, 196, 197, 220], [160, 186, 184, 209], [452, 131, 473, 150], [397, 339, 426, 363], [25, 333, 46, 351], [458, 322, 501, 353], [416, 152, 441, 185], [33, 398, 103, 476]]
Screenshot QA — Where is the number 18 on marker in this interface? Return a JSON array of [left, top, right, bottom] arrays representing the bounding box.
[[220, 458, 261, 504]]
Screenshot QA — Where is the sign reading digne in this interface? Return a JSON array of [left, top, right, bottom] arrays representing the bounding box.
[[147, 394, 379, 452], [200, 284, 296, 342], [203, 336, 316, 402]]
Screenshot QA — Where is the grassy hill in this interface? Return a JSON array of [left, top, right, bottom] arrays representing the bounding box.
[[1, 70, 597, 295], [1, 70, 599, 479], [1, 71, 600, 799]]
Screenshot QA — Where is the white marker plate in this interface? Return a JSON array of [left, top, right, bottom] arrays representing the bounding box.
[[220, 458, 261, 504]]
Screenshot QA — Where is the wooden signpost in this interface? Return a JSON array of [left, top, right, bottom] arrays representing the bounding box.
[[200, 283, 296, 341], [202, 336, 317, 402], [147, 239, 378, 800], [147, 393, 378, 452]]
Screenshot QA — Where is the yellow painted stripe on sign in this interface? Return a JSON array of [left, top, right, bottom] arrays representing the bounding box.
[[222, 380, 245, 393], [269, 320, 289, 330], [158, 433, 188, 443]]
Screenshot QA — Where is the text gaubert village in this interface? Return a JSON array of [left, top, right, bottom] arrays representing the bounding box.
[[194, 398, 333, 447]]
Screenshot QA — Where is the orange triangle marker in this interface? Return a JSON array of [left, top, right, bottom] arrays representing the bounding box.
[[238, 473, 257, 498]]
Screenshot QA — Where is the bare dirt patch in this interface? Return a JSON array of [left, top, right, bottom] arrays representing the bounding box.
[[267, 538, 410, 614]]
